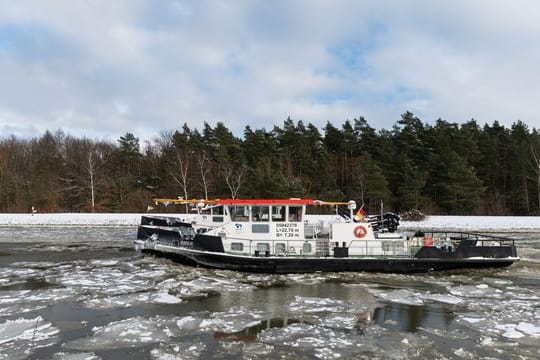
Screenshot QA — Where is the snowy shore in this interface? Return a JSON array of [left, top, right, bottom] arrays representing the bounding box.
[[0, 213, 539, 232]]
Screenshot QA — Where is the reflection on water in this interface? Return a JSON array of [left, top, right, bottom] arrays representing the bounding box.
[[214, 317, 302, 342], [373, 303, 454, 332], [0, 227, 537, 359]]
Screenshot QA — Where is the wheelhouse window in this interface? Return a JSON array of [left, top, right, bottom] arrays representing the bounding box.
[[288, 206, 302, 222], [271, 206, 286, 222], [212, 206, 224, 215], [212, 205, 224, 222], [231, 242, 243, 252], [229, 206, 249, 222], [251, 206, 269, 222]]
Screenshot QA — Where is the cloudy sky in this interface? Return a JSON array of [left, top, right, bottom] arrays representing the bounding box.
[[1, 1, 539, 141]]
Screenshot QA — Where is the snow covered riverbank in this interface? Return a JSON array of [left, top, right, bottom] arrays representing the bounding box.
[[0, 213, 539, 232]]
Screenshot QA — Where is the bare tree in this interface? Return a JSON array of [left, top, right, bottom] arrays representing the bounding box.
[[197, 151, 212, 200], [223, 165, 245, 199], [87, 151, 97, 211], [530, 144, 540, 210], [59, 137, 109, 212], [171, 150, 191, 212]]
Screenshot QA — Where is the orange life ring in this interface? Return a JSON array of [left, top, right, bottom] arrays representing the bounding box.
[[424, 236, 434, 246], [353, 225, 367, 238]]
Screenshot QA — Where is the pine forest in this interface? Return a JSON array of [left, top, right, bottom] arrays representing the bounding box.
[[1, 112, 540, 216]]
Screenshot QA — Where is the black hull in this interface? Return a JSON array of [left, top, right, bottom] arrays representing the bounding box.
[[137, 225, 195, 248], [141, 246, 518, 274]]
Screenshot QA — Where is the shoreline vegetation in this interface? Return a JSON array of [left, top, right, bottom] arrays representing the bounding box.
[[2, 114, 540, 216]]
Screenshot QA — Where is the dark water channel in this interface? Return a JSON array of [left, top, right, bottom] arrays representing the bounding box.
[[0, 226, 538, 359]]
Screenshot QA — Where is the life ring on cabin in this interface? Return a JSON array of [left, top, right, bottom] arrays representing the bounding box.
[[289, 246, 296, 253], [353, 225, 368, 238], [423, 236, 434, 246]]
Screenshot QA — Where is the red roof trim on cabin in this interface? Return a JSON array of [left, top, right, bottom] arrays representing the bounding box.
[[216, 199, 318, 205]]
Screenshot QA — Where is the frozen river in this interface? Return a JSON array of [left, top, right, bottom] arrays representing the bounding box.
[[0, 226, 539, 359]]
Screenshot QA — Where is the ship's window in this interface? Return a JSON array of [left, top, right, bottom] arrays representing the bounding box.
[[229, 206, 249, 222], [302, 242, 312, 253], [252, 224, 269, 233], [251, 206, 269, 222], [257, 243, 270, 252], [212, 206, 224, 215], [271, 206, 285, 221], [275, 243, 286, 255], [288, 206, 302, 222], [231, 242, 243, 251]]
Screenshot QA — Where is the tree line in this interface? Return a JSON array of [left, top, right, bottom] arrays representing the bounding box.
[[1, 112, 540, 215]]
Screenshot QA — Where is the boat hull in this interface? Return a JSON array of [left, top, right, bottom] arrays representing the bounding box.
[[138, 244, 518, 274]]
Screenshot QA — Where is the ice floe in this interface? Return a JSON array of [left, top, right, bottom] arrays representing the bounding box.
[[64, 316, 172, 351], [52, 352, 100, 360], [288, 295, 366, 315], [0, 316, 59, 359]]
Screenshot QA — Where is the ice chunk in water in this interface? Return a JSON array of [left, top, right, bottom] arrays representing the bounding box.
[[63, 317, 172, 351], [0, 316, 59, 357], [176, 316, 202, 331], [0, 316, 59, 345], [150, 341, 207, 360], [374, 289, 424, 306], [52, 352, 100, 360], [179, 276, 254, 298], [288, 296, 366, 314], [422, 293, 463, 305], [449, 284, 502, 299], [152, 291, 182, 304], [516, 322, 540, 337], [199, 307, 266, 333], [175, 307, 269, 334], [496, 324, 525, 339], [495, 322, 540, 339], [319, 313, 359, 330]]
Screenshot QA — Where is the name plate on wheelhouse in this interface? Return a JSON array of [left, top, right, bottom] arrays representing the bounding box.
[[275, 223, 300, 238]]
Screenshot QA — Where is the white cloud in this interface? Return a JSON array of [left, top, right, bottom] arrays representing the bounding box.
[[1, 0, 540, 142]]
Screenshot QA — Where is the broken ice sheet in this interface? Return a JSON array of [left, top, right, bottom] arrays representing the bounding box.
[[51, 352, 100, 360], [179, 276, 255, 298], [150, 341, 207, 360], [287, 295, 366, 314], [183, 307, 269, 334], [372, 289, 424, 306], [83, 290, 181, 309], [63, 316, 174, 351], [0, 288, 74, 317], [0, 316, 60, 359]]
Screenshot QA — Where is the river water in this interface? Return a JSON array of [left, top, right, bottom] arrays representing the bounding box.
[[0, 226, 538, 359]]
